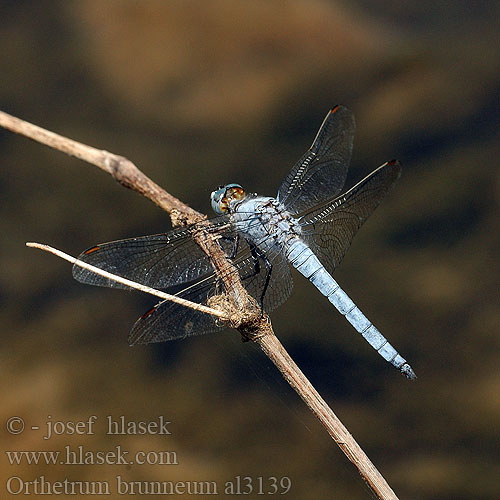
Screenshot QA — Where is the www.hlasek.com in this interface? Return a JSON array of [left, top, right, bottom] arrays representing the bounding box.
[[6, 445, 178, 466]]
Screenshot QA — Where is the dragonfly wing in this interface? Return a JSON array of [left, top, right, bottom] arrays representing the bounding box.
[[72, 216, 234, 289], [277, 105, 355, 215], [128, 234, 293, 345], [74, 210, 293, 344], [128, 278, 223, 345], [299, 160, 402, 275]]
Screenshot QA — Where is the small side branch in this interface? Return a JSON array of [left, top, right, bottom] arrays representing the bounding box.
[[4, 110, 400, 500], [26, 242, 228, 320]]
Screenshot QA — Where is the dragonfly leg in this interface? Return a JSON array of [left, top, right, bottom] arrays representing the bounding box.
[[219, 234, 240, 259], [249, 243, 272, 313]]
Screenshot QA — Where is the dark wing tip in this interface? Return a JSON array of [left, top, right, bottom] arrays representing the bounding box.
[[387, 159, 402, 167], [329, 104, 351, 115], [127, 306, 159, 346], [140, 306, 158, 320], [385, 159, 403, 180], [73, 244, 104, 282], [325, 105, 355, 132], [83, 245, 100, 255]]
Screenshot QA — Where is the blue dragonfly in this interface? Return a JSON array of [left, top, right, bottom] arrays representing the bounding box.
[[73, 105, 416, 379]]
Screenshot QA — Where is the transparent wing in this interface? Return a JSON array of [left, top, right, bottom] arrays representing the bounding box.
[[277, 105, 355, 215], [72, 216, 234, 289], [73, 215, 293, 344], [128, 234, 293, 345], [128, 278, 223, 345], [299, 160, 402, 276]]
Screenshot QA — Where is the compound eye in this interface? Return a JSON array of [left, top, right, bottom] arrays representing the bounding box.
[[218, 198, 229, 213], [211, 186, 228, 214], [229, 187, 245, 200], [210, 184, 244, 215]]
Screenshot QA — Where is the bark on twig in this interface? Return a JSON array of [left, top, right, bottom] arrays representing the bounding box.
[[2, 109, 400, 500]]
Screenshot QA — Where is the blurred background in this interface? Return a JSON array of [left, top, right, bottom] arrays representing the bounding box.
[[1, 1, 499, 498]]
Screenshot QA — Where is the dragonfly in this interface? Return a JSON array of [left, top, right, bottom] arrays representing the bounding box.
[[73, 105, 416, 379]]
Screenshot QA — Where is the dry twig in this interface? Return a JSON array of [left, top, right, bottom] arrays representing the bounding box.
[[25, 242, 229, 320], [1, 109, 400, 500]]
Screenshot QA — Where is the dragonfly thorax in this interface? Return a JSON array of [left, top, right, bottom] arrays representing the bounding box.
[[233, 196, 302, 253], [211, 183, 246, 215]]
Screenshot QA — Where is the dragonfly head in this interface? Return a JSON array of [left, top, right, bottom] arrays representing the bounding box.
[[210, 183, 245, 214]]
